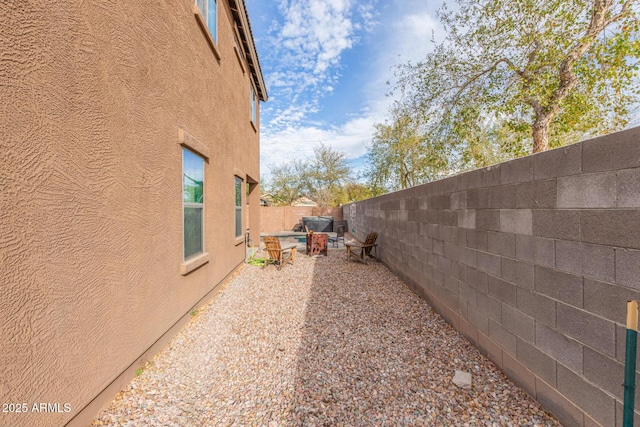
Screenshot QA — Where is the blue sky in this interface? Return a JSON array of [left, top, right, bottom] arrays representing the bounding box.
[[244, 0, 444, 180]]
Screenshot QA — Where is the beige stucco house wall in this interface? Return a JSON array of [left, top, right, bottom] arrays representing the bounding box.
[[0, 1, 267, 426]]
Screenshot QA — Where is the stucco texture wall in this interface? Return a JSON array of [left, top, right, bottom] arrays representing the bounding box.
[[0, 1, 261, 426], [345, 127, 640, 427]]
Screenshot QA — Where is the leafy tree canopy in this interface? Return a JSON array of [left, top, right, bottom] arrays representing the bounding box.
[[304, 142, 351, 206], [261, 143, 353, 207], [395, 0, 640, 155], [262, 159, 308, 206], [364, 102, 450, 192]]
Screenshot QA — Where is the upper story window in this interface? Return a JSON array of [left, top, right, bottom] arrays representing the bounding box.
[[233, 30, 247, 74], [196, 0, 217, 44], [250, 84, 257, 124], [183, 148, 205, 260], [234, 32, 244, 60]]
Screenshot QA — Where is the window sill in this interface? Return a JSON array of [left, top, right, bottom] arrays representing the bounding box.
[[234, 236, 245, 246], [193, 5, 221, 61], [180, 252, 210, 276], [250, 120, 257, 133]]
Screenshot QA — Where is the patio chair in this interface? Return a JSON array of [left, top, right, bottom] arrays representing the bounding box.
[[328, 225, 346, 248], [263, 236, 296, 270], [345, 232, 378, 264]]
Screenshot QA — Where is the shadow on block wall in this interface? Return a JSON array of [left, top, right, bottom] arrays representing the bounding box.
[[343, 127, 640, 427]]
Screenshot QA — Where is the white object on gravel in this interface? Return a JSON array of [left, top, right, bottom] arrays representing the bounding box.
[[453, 370, 472, 390]]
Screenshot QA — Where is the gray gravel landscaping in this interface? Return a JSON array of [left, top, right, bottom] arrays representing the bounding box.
[[92, 250, 560, 426]]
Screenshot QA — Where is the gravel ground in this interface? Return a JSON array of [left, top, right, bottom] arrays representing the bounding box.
[[92, 250, 560, 427]]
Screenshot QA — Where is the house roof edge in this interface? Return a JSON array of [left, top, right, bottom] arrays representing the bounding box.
[[228, 0, 268, 102]]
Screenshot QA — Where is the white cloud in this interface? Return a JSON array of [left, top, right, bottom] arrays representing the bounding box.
[[259, 0, 377, 134], [258, 0, 446, 179], [365, 2, 442, 98], [261, 115, 376, 176], [269, 102, 318, 128], [270, 0, 358, 90], [392, 12, 440, 63]]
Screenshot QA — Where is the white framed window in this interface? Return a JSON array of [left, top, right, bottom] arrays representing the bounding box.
[[235, 176, 243, 238], [234, 31, 244, 60], [183, 148, 205, 260], [250, 84, 257, 124], [196, 0, 217, 43]]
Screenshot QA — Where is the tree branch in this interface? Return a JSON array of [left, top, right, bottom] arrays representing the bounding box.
[[547, 0, 633, 114], [604, 0, 634, 27], [450, 57, 523, 104]]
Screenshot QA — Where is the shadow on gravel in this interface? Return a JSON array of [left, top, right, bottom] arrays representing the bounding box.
[[285, 251, 560, 426]]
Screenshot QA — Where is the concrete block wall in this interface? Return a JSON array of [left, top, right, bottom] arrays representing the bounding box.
[[344, 127, 640, 427]]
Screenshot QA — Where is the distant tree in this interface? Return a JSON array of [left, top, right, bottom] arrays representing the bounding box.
[[263, 143, 352, 207], [263, 160, 308, 206], [396, 0, 640, 153], [344, 182, 373, 202], [448, 105, 523, 170], [304, 143, 351, 207], [364, 103, 449, 192]]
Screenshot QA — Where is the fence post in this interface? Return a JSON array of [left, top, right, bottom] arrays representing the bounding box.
[[624, 300, 639, 427]]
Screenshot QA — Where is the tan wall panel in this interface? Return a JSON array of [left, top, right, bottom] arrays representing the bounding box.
[[260, 207, 344, 233], [0, 1, 262, 425]]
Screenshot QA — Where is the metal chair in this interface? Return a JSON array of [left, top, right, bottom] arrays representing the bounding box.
[[329, 225, 346, 247]]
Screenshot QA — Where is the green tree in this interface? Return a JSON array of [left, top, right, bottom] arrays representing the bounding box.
[[449, 105, 526, 169], [264, 143, 352, 207], [344, 182, 373, 203], [304, 143, 351, 207], [396, 0, 640, 153], [365, 103, 449, 192], [262, 159, 308, 206]]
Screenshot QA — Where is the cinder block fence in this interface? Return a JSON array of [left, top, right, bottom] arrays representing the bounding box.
[[344, 127, 640, 427]]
